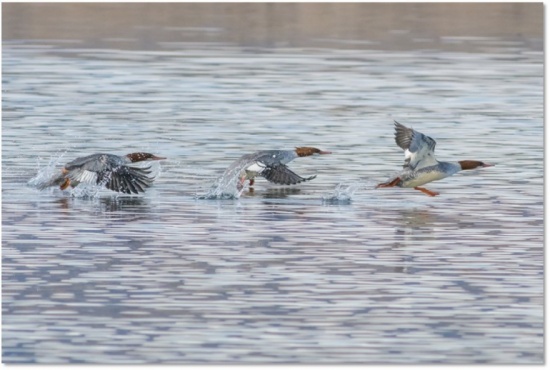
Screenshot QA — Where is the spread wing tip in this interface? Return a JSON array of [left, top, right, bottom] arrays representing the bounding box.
[[261, 165, 317, 186], [394, 121, 413, 151], [103, 166, 155, 194]]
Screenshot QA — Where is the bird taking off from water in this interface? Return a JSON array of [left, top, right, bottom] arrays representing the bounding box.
[[39, 152, 166, 194], [376, 121, 493, 196], [223, 147, 332, 189]]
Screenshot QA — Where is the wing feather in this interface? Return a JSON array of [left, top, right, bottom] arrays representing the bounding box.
[[66, 169, 99, 187], [100, 166, 154, 194], [394, 121, 438, 170], [260, 164, 316, 185]]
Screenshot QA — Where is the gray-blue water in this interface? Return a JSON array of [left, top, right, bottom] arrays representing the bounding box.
[[2, 5, 543, 364]]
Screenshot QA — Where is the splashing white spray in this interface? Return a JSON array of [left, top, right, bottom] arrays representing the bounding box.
[[27, 151, 67, 190], [322, 179, 378, 203], [196, 163, 246, 200]]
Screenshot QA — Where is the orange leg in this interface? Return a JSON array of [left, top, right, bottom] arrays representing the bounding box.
[[59, 178, 71, 190], [376, 177, 401, 188], [237, 175, 246, 191], [414, 186, 439, 197]]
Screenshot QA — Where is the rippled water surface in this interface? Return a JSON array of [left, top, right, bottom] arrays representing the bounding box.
[[2, 5, 543, 364]]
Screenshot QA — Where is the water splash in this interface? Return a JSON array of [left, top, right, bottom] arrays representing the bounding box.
[[66, 185, 107, 198], [27, 154, 105, 198], [28, 152, 159, 199], [322, 180, 373, 203], [27, 152, 103, 198], [196, 164, 245, 200], [27, 151, 67, 190]]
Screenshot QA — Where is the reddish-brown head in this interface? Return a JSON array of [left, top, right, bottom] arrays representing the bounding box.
[[459, 160, 493, 170], [295, 147, 332, 157], [126, 153, 167, 163]]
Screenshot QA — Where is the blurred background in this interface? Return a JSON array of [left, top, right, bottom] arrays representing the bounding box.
[[3, 3, 543, 52]]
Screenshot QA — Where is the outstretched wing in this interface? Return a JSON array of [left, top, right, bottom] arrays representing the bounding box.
[[260, 164, 316, 185], [394, 121, 438, 170], [98, 166, 154, 194]]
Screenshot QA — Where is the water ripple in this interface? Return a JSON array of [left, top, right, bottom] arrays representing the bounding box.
[[2, 38, 542, 364]]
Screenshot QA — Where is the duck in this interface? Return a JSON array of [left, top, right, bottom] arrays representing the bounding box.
[[224, 147, 332, 189], [40, 152, 166, 194], [376, 121, 493, 196]]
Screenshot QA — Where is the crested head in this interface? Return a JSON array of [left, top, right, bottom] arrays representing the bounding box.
[[125, 152, 167, 163], [458, 160, 493, 170], [294, 147, 332, 157]]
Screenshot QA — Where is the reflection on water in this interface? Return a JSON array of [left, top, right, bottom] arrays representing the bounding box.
[[2, 3, 543, 365], [259, 187, 303, 199]]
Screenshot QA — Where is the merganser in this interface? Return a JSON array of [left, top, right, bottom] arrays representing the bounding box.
[[40, 152, 166, 194], [376, 121, 493, 196], [224, 147, 332, 188]]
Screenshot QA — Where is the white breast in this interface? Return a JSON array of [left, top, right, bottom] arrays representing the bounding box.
[[404, 162, 462, 188], [246, 162, 265, 173], [403, 170, 450, 187]]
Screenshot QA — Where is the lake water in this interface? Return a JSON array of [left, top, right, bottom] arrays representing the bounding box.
[[2, 3, 543, 364]]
